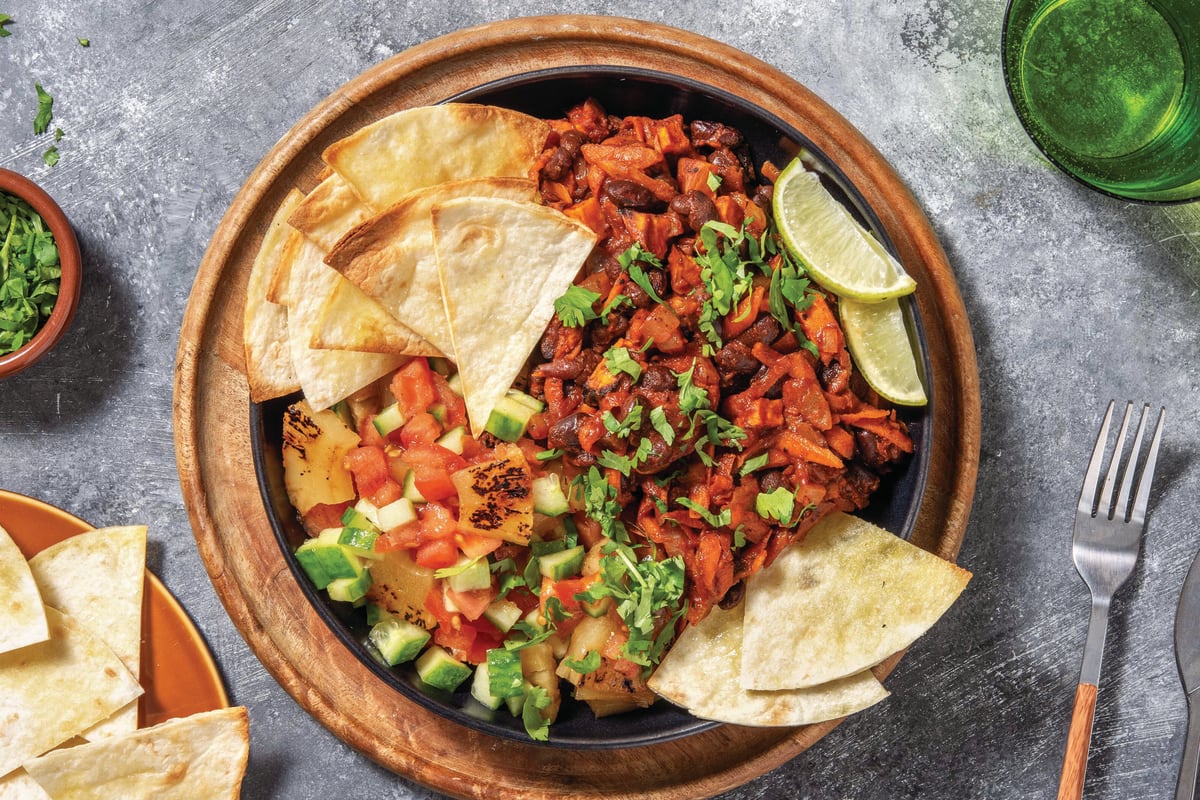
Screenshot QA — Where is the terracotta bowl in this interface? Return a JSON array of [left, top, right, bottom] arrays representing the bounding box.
[[0, 168, 82, 378]]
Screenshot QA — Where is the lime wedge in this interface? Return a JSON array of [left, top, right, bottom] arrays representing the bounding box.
[[773, 160, 916, 302], [838, 296, 927, 406]]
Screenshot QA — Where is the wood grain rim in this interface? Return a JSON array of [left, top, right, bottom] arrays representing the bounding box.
[[173, 15, 980, 799]]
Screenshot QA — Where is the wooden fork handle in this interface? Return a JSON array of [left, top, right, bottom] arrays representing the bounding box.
[[1057, 682, 1099, 800]]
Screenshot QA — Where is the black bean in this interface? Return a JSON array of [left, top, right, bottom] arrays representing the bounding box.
[[603, 179, 658, 210], [669, 190, 718, 233]]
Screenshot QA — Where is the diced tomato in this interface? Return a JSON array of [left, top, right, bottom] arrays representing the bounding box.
[[414, 537, 458, 569], [369, 479, 403, 508], [430, 372, 467, 428], [419, 502, 458, 540], [457, 531, 503, 559], [357, 414, 387, 448], [401, 443, 467, 501], [390, 358, 437, 418], [445, 586, 497, 622], [425, 586, 503, 664], [301, 501, 351, 536], [344, 445, 390, 496], [376, 520, 422, 552], [399, 411, 442, 447], [539, 574, 599, 638]]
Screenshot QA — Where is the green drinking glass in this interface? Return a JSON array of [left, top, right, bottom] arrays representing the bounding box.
[[1002, 0, 1200, 203]]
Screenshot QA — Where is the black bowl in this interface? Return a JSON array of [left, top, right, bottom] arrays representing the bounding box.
[[251, 66, 933, 749]]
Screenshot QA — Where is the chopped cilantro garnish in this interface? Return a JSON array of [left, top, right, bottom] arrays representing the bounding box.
[[572, 467, 628, 541], [694, 221, 756, 352], [553, 284, 600, 327], [562, 649, 601, 675], [755, 487, 797, 526], [535, 448, 563, 462], [628, 262, 665, 304], [739, 452, 770, 476], [490, 557, 526, 595], [0, 13, 12, 37], [41, 146, 59, 167], [732, 525, 747, 548], [649, 406, 675, 446], [433, 556, 483, 579], [33, 83, 53, 135], [54, 127, 63, 141], [618, 242, 667, 305], [0, 192, 61, 355], [77, 37, 89, 47], [706, 171, 722, 192], [604, 346, 642, 382], [522, 685, 553, 741], [602, 404, 643, 439], [596, 438, 652, 477], [599, 293, 632, 323], [673, 360, 710, 416], [675, 497, 731, 528]]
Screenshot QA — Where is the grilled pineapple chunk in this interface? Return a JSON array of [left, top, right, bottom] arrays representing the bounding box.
[[282, 399, 361, 516], [365, 549, 437, 630], [450, 443, 533, 544]]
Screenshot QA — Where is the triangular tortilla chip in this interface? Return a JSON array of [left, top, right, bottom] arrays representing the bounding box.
[[648, 601, 889, 726], [310, 277, 442, 356], [326, 178, 539, 359], [323, 104, 550, 212], [0, 769, 51, 800], [741, 512, 971, 690], [22, 707, 250, 800], [432, 197, 597, 434], [27, 526, 147, 740], [284, 229, 405, 409], [286, 171, 374, 255], [0, 606, 142, 776], [0, 523, 47, 654], [244, 189, 304, 402]]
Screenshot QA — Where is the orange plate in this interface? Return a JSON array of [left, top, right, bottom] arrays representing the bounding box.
[[0, 489, 229, 725]]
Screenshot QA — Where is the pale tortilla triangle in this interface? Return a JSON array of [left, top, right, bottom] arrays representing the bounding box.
[[310, 277, 442, 356], [323, 103, 550, 212], [22, 707, 250, 800], [284, 229, 404, 410], [647, 601, 889, 726], [0, 769, 51, 800], [741, 512, 971, 690], [286, 171, 374, 255], [0, 523, 47, 654], [244, 188, 304, 402], [27, 526, 147, 741], [433, 198, 597, 434], [326, 178, 539, 359], [0, 606, 143, 776]]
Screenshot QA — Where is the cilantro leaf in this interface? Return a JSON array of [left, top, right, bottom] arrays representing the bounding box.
[[675, 497, 731, 528], [604, 346, 642, 382], [627, 262, 665, 304], [673, 360, 711, 416], [33, 83, 53, 135], [562, 650, 601, 675], [0, 14, 12, 37], [618, 243, 666, 306], [77, 37, 89, 47], [41, 146, 59, 167], [553, 284, 600, 327], [0, 192, 60, 355], [706, 171, 722, 192], [599, 292, 632, 323], [649, 406, 676, 446], [739, 452, 770, 476], [602, 404, 643, 439], [572, 467, 628, 541], [535, 448, 563, 462], [522, 685, 553, 741]]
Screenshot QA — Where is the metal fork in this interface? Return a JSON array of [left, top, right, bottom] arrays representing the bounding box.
[[1057, 401, 1166, 800]]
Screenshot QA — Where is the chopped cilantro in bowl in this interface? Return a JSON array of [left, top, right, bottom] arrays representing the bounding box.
[[0, 191, 61, 356]]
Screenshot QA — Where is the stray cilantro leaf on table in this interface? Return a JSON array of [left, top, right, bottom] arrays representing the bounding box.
[[77, 37, 89, 47], [33, 83, 54, 135], [41, 146, 59, 167], [0, 193, 61, 355], [0, 13, 12, 37]]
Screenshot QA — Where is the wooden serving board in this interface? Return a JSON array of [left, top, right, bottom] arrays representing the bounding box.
[[173, 15, 980, 799]]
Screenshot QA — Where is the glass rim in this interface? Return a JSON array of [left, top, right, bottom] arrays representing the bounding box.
[[1000, 0, 1200, 205]]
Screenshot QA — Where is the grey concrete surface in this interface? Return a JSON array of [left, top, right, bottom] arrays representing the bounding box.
[[2, 2, 1199, 798]]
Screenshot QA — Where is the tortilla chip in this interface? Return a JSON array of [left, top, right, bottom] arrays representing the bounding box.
[[0, 770, 51, 800], [284, 229, 404, 409], [0, 606, 142, 776], [286, 171, 374, 255], [326, 178, 539, 359], [310, 277, 442, 356], [26, 526, 147, 740], [244, 189, 304, 402], [323, 104, 550, 212], [0, 524, 47, 655], [433, 197, 596, 434], [647, 601, 889, 726], [741, 512, 971, 690], [22, 707, 250, 800]]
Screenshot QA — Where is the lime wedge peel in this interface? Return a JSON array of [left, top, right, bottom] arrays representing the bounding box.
[[772, 160, 917, 303], [837, 296, 928, 407]]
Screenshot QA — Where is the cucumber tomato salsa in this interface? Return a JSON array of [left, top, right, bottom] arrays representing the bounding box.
[[285, 99, 913, 741]]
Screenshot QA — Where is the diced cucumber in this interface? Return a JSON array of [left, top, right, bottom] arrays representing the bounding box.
[[415, 645, 472, 692], [368, 616, 430, 666], [446, 557, 492, 593], [327, 569, 373, 603], [293, 546, 332, 589], [524, 538, 568, 587], [429, 357, 453, 377], [373, 402, 406, 436], [581, 595, 613, 618], [295, 529, 366, 588], [470, 660, 504, 711], [486, 647, 525, 701], [446, 372, 464, 397], [435, 425, 466, 455], [484, 390, 544, 442], [338, 526, 382, 560], [482, 598, 523, 633], [365, 602, 390, 626], [330, 400, 355, 430], [376, 497, 417, 530], [531, 475, 569, 516], [352, 498, 382, 528], [402, 470, 427, 503], [429, 403, 448, 424], [340, 506, 380, 533], [539, 545, 585, 581]]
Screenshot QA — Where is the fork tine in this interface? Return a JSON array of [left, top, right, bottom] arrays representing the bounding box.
[[1114, 404, 1150, 522], [1078, 400, 1116, 516], [1097, 402, 1134, 519], [1129, 406, 1165, 527]]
